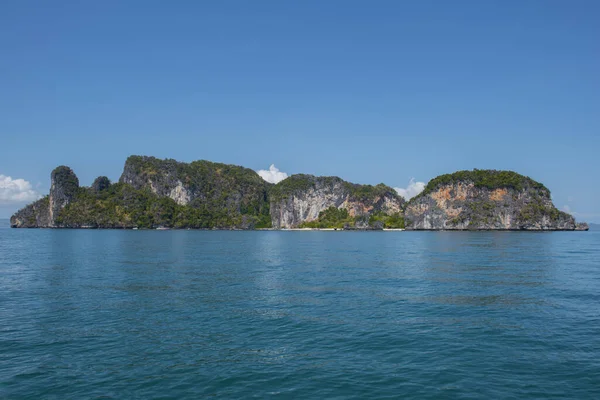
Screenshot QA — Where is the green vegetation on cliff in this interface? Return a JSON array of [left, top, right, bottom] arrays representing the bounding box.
[[112, 156, 272, 228], [45, 156, 274, 229], [17, 196, 50, 227], [92, 176, 111, 193], [348, 183, 399, 202], [51, 166, 79, 195], [55, 182, 272, 229], [269, 175, 340, 201], [369, 211, 405, 229], [517, 199, 570, 225], [270, 174, 402, 203], [419, 169, 548, 197], [298, 207, 405, 229], [13, 158, 581, 231], [124, 155, 268, 195], [299, 207, 355, 229]]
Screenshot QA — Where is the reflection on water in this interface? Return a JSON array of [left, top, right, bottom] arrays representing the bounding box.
[[1, 228, 599, 399]]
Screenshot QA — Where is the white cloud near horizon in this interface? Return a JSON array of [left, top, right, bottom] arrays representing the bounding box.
[[0, 174, 41, 205], [394, 178, 426, 200], [257, 164, 288, 184]]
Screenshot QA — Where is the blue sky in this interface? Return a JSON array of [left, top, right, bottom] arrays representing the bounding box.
[[1, 1, 598, 221]]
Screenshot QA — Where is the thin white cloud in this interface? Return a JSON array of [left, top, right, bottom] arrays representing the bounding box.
[[394, 178, 426, 200], [562, 205, 572, 213], [257, 164, 288, 184], [0, 174, 41, 205]]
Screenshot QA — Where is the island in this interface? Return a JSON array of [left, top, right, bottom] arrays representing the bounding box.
[[10, 156, 589, 231], [405, 170, 589, 231]]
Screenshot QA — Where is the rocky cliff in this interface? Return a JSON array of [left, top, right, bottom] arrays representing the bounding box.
[[404, 169, 582, 230], [269, 174, 405, 228], [12, 157, 272, 229], [118, 155, 271, 226], [49, 166, 79, 224], [10, 166, 79, 228]]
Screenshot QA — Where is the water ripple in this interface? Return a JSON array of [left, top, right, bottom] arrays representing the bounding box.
[[1, 226, 599, 399]]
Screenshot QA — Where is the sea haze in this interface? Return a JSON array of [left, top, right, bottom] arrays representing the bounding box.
[[1, 228, 599, 399]]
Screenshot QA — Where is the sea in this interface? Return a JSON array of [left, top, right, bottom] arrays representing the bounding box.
[[1, 219, 599, 399]]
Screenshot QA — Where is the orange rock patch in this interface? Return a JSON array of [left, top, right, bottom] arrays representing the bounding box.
[[430, 183, 471, 206], [344, 201, 372, 217], [453, 183, 470, 201], [490, 188, 508, 202], [431, 187, 452, 202]]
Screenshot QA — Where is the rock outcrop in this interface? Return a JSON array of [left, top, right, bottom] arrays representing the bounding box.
[[11, 166, 79, 228], [49, 166, 79, 225], [575, 223, 590, 231], [269, 174, 405, 228], [92, 176, 111, 193], [120, 155, 270, 209], [405, 169, 579, 230], [10, 196, 51, 228]]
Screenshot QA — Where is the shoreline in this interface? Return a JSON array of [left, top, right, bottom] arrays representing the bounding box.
[[6, 226, 588, 231], [6, 222, 588, 232], [277, 228, 405, 231]]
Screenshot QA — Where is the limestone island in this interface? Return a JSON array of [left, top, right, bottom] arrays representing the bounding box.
[[10, 156, 589, 231]]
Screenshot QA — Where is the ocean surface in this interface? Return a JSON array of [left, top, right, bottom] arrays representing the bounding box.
[[1, 219, 599, 399]]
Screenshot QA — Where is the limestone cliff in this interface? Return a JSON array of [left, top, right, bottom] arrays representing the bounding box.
[[10, 166, 79, 228], [11, 157, 272, 229], [269, 174, 405, 228], [405, 170, 580, 230], [118, 156, 271, 227], [49, 166, 79, 225]]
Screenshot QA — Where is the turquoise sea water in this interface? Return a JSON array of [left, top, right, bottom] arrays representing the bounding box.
[[1, 219, 599, 399]]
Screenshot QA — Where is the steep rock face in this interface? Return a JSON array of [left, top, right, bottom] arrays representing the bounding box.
[[269, 174, 405, 228], [11, 166, 79, 228], [118, 156, 271, 227], [49, 166, 79, 225], [405, 170, 577, 230], [120, 156, 188, 204]]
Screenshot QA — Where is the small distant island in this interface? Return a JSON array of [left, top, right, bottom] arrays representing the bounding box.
[[10, 156, 589, 231]]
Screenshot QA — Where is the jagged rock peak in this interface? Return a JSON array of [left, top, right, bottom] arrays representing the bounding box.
[[49, 166, 79, 226]]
